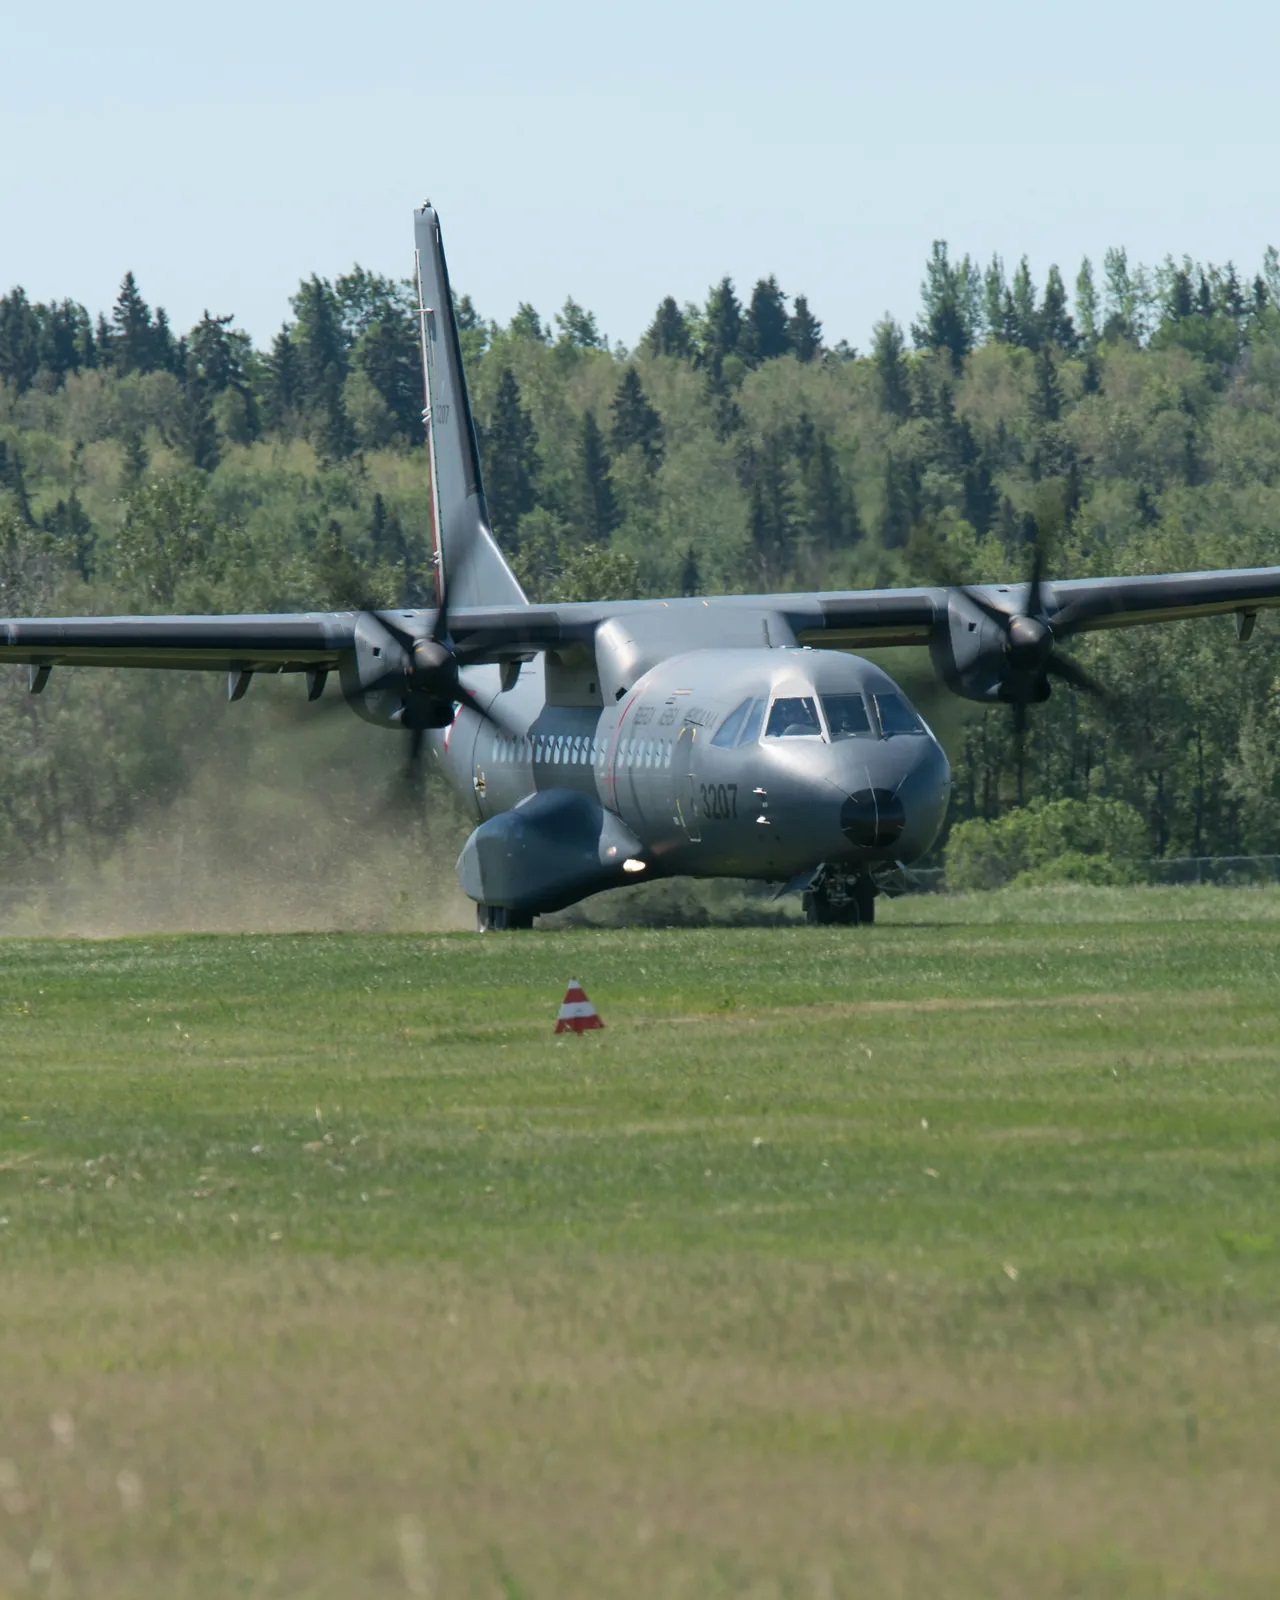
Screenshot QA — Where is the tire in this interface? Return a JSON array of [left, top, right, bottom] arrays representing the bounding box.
[[476, 904, 535, 932], [804, 879, 876, 927]]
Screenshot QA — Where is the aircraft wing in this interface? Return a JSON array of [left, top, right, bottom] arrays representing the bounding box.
[[0, 606, 594, 679], [3, 566, 1279, 685], [0, 614, 359, 674], [784, 566, 1280, 647]]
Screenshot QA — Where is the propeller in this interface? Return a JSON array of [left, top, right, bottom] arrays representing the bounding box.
[[946, 524, 1114, 803], [316, 554, 518, 790]]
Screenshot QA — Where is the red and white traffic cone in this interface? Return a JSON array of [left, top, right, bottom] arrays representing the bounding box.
[[555, 979, 604, 1034]]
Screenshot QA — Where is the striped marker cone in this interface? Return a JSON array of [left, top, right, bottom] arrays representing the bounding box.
[[555, 979, 604, 1034]]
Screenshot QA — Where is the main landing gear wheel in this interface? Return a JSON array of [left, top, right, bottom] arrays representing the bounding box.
[[476, 904, 536, 932], [803, 874, 877, 927]]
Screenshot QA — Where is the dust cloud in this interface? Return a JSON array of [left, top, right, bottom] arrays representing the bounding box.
[[2, 680, 476, 938]]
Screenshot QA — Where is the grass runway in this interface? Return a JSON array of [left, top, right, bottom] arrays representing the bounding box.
[[2, 887, 1280, 1597]]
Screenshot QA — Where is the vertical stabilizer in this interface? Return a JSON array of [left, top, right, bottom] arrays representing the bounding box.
[[414, 204, 527, 609]]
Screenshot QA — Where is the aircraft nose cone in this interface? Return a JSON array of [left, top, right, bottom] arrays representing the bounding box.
[[840, 788, 906, 848]]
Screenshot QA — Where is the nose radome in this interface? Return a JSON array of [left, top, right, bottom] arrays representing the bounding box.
[[840, 787, 906, 848]]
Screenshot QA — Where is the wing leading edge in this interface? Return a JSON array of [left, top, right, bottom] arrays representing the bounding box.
[[3, 566, 1280, 680]]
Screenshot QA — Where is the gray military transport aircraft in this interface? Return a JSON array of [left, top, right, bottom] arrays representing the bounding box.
[[5, 205, 1280, 928]]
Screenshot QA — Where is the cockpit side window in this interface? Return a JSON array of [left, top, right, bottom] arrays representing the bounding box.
[[738, 697, 767, 745], [765, 696, 823, 738], [711, 698, 752, 748], [821, 693, 874, 739], [873, 692, 926, 736]]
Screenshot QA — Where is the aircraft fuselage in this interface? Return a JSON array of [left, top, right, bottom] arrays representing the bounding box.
[[433, 646, 950, 900]]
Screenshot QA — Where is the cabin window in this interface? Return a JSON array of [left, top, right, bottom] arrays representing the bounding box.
[[765, 696, 822, 738], [711, 699, 752, 748], [874, 693, 926, 736], [821, 694, 875, 739]]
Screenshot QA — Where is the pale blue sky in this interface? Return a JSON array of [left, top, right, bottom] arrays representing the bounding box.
[[4, 0, 1278, 351]]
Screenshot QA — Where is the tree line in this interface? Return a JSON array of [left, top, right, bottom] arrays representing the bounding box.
[[3, 233, 1280, 889]]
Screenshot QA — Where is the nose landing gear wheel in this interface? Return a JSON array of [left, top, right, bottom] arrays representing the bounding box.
[[477, 903, 536, 931], [802, 872, 877, 926]]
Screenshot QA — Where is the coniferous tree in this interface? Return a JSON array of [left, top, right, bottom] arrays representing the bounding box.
[[94, 312, 113, 369], [187, 311, 241, 393], [483, 366, 540, 544], [1032, 344, 1063, 426], [0, 442, 34, 525], [879, 454, 921, 549], [610, 368, 664, 470], [746, 433, 797, 581], [171, 355, 220, 472], [43, 492, 94, 579], [1222, 264, 1246, 322], [871, 318, 911, 418], [265, 325, 303, 434], [983, 256, 1008, 340], [153, 308, 180, 374], [912, 242, 975, 371], [1009, 257, 1039, 349], [642, 296, 693, 360], [120, 430, 148, 493], [0, 290, 40, 393], [369, 492, 422, 602], [702, 278, 742, 373], [1166, 265, 1194, 322], [787, 295, 823, 363], [1075, 259, 1100, 348], [574, 413, 619, 542], [1040, 265, 1076, 350], [292, 276, 354, 459], [962, 450, 998, 537], [704, 367, 744, 439], [794, 414, 859, 552], [111, 272, 160, 375], [36, 299, 92, 382], [741, 277, 790, 365], [678, 545, 700, 595]]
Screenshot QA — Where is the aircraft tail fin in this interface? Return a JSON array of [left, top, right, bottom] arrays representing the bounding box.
[[414, 203, 527, 609]]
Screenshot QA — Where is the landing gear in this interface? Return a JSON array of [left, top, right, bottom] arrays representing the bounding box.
[[802, 871, 877, 926], [476, 903, 536, 932]]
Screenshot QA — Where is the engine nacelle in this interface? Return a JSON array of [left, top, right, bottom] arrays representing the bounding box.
[[336, 611, 460, 729], [928, 592, 1050, 705]]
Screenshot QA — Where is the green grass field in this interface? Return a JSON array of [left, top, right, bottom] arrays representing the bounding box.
[[2, 887, 1280, 1597]]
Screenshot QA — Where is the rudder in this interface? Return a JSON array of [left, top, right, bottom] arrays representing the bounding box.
[[414, 204, 527, 609]]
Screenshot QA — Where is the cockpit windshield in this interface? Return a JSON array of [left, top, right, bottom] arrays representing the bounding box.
[[874, 692, 927, 736], [765, 696, 823, 738], [820, 694, 875, 739]]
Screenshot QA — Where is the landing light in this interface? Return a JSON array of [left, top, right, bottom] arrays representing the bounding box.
[[622, 858, 647, 874]]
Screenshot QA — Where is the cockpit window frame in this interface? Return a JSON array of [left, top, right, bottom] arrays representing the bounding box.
[[872, 691, 928, 737], [764, 695, 825, 740], [819, 692, 876, 741]]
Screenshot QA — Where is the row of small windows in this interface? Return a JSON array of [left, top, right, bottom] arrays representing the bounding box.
[[490, 734, 675, 769]]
